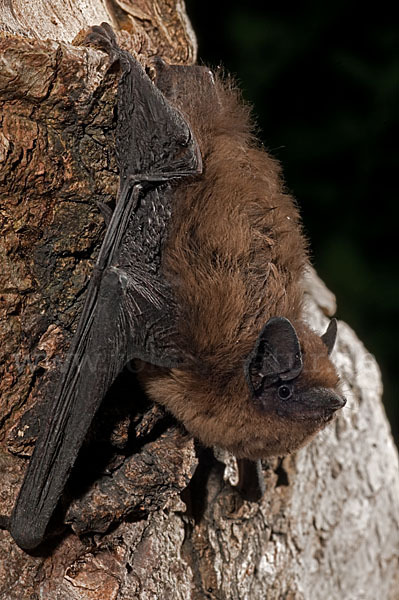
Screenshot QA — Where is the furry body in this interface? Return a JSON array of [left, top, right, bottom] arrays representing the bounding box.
[[140, 65, 342, 459]]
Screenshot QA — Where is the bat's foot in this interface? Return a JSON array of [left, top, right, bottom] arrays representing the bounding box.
[[81, 23, 120, 61]]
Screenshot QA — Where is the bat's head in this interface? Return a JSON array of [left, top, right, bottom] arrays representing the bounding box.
[[235, 316, 346, 458], [140, 317, 345, 460]]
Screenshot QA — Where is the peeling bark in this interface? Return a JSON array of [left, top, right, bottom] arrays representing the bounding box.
[[0, 0, 196, 64], [0, 3, 398, 599]]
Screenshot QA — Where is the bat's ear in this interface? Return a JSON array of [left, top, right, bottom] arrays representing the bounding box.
[[245, 317, 303, 394], [320, 318, 338, 355]]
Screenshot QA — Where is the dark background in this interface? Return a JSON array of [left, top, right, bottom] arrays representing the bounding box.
[[186, 2, 398, 441]]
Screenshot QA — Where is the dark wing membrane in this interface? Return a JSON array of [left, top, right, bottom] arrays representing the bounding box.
[[10, 267, 129, 550], [10, 29, 202, 550], [9, 185, 139, 550], [10, 184, 181, 551]]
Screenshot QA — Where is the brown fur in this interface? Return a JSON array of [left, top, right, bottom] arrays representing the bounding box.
[[139, 69, 343, 460]]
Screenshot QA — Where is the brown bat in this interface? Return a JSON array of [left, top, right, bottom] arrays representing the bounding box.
[[0, 24, 345, 550]]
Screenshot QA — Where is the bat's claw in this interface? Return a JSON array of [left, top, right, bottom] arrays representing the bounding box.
[[81, 23, 120, 61]]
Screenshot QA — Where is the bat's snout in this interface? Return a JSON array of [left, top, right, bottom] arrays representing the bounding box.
[[318, 388, 346, 415], [297, 387, 346, 419], [327, 392, 346, 411]]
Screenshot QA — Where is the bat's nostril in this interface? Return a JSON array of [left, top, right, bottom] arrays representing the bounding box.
[[327, 393, 346, 411]]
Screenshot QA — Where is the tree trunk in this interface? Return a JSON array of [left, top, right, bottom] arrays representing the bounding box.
[[0, 3, 398, 599]]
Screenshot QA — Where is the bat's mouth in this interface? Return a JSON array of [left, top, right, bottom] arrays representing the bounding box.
[[323, 412, 335, 423]]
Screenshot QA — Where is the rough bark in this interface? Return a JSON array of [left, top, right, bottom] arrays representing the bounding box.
[[0, 3, 398, 599]]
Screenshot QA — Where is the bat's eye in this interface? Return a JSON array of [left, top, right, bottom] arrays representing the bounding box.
[[278, 384, 293, 400]]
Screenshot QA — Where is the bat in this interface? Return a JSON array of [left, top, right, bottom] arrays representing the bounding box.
[[0, 23, 345, 550]]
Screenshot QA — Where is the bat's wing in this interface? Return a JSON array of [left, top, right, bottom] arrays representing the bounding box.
[[10, 25, 201, 551]]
